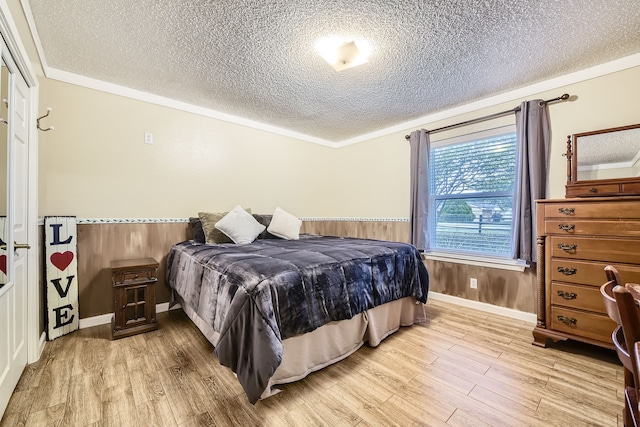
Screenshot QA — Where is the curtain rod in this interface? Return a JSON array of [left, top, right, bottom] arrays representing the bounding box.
[[403, 93, 570, 140]]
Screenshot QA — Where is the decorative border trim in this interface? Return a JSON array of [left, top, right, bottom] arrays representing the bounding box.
[[301, 217, 408, 222], [76, 218, 189, 224], [37, 217, 410, 225]]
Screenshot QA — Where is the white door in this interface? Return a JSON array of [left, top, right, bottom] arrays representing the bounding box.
[[0, 45, 30, 417]]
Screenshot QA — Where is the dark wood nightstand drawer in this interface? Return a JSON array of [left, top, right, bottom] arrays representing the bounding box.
[[113, 268, 157, 286]]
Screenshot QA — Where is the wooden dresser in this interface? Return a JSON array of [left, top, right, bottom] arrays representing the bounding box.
[[533, 197, 640, 349]]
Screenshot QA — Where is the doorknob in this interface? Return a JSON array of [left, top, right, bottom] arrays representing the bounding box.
[[0, 242, 31, 250]]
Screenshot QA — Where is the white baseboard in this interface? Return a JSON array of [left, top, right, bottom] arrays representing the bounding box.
[[38, 331, 46, 356], [428, 291, 537, 324], [78, 302, 182, 329]]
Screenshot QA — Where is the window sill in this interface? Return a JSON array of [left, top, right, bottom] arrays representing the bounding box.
[[422, 251, 529, 272]]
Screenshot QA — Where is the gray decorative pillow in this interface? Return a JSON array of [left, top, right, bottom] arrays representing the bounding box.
[[198, 208, 252, 244], [252, 214, 277, 239], [189, 217, 205, 243]]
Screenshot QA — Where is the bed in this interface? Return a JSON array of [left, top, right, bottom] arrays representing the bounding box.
[[166, 233, 429, 404]]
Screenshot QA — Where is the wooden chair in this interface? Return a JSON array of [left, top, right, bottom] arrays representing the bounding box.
[[613, 284, 640, 427], [602, 266, 621, 324], [602, 266, 628, 384], [606, 265, 624, 289], [631, 341, 640, 427]]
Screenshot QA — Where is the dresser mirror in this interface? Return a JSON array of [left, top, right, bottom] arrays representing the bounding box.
[[565, 123, 640, 198]]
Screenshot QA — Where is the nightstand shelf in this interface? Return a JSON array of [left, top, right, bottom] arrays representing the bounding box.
[[110, 257, 159, 339]]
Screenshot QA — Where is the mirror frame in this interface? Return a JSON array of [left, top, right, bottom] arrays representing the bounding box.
[[565, 123, 640, 198]]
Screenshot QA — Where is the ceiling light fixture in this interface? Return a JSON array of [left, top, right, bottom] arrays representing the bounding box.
[[316, 37, 371, 72]]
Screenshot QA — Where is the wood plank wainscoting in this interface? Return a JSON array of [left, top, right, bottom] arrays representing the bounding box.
[[38, 218, 539, 325]]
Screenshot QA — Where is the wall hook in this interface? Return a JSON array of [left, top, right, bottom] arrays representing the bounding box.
[[37, 107, 54, 132]]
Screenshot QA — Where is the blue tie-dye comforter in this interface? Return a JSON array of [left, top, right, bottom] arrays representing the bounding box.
[[166, 235, 429, 403]]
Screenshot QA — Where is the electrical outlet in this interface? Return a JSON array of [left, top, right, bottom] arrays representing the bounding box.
[[144, 132, 153, 144], [470, 277, 478, 289]]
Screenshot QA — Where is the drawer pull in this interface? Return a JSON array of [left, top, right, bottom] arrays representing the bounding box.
[[589, 187, 597, 193], [557, 315, 577, 326], [558, 208, 575, 215], [557, 291, 577, 300], [558, 224, 575, 232], [557, 267, 577, 276], [557, 243, 577, 252]]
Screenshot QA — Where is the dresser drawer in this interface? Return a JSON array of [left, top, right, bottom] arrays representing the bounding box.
[[622, 182, 640, 193], [544, 201, 640, 220], [550, 259, 640, 286], [550, 236, 640, 264], [550, 307, 616, 343], [545, 220, 640, 237], [565, 183, 621, 198], [550, 282, 607, 313]]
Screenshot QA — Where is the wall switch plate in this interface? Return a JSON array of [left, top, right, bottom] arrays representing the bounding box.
[[144, 132, 153, 144], [470, 278, 478, 289]]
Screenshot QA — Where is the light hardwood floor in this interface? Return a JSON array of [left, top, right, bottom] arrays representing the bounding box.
[[1, 299, 624, 427]]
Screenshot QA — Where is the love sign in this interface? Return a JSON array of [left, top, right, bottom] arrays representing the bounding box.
[[45, 216, 79, 340], [0, 255, 6, 276]]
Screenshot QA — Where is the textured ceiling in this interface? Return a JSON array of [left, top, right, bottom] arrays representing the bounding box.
[[24, 0, 640, 143]]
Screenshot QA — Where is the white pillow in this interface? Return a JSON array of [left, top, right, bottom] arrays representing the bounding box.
[[215, 205, 266, 244], [267, 207, 302, 240]]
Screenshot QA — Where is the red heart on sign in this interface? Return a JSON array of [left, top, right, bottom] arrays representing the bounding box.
[[51, 251, 74, 271], [0, 255, 6, 275]]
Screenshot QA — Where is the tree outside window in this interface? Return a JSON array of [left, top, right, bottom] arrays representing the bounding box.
[[428, 127, 517, 257]]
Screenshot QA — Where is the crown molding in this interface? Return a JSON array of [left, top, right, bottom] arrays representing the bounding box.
[[46, 67, 339, 147], [335, 53, 640, 148]]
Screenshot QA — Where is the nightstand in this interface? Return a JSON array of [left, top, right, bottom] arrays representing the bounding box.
[[110, 257, 159, 339]]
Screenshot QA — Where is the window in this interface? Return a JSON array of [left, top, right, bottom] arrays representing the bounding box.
[[428, 126, 517, 258]]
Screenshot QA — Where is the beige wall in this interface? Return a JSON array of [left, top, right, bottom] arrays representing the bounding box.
[[338, 65, 640, 205], [38, 79, 344, 218], [38, 66, 640, 219]]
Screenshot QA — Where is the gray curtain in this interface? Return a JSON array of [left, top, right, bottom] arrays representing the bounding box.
[[409, 129, 430, 250], [512, 100, 550, 262]]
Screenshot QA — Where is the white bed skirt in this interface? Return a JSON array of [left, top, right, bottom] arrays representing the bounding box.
[[173, 293, 426, 399]]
